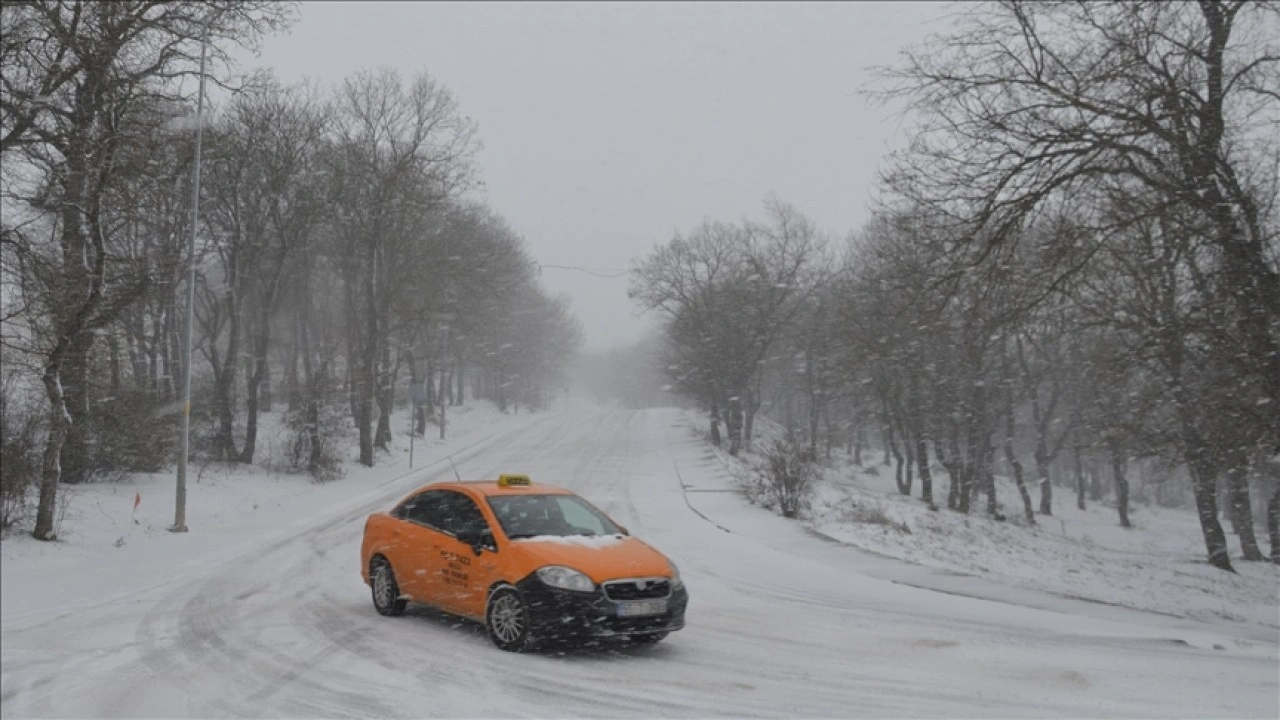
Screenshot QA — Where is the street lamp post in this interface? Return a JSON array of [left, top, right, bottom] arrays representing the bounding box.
[[172, 21, 210, 533]]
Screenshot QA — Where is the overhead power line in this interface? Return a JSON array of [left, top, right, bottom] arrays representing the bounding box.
[[537, 264, 630, 279]]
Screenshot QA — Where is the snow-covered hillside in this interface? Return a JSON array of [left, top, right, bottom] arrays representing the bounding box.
[[687, 410, 1280, 634]]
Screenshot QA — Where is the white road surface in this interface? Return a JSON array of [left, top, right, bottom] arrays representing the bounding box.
[[3, 408, 1277, 718]]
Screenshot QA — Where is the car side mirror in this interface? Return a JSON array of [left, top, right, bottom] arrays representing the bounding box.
[[618, 525, 629, 536], [457, 528, 494, 555]]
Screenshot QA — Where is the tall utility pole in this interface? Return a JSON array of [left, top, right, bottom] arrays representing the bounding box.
[[172, 21, 210, 533]]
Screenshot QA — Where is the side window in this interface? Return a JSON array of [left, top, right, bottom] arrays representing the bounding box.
[[438, 491, 490, 537], [557, 497, 609, 536], [404, 491, 449, 530]]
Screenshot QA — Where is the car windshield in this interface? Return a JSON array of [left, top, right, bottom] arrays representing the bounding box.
[[487, 494, 622, 539]]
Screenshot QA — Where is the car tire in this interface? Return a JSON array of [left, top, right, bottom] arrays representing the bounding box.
[[370, 557, 407, 617], [628, 632, 668, 644], [486, 586, 535, 652]]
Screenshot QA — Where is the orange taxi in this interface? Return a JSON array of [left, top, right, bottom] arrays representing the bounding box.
[[360, 474, 687, 651]]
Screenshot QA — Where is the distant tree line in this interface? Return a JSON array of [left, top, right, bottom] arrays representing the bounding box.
[[629, 1, 1279, 567], [0, 1, 581, 539]]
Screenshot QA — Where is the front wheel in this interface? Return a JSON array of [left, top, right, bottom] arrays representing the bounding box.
[[486, 587, 535, 652], [370, 557, 407, 616]]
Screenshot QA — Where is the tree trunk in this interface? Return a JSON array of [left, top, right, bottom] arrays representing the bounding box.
[[108, 331, 122, 391], [808, 395, 820, 461], [983, 439, 1001, 519], [941, 426, 962, 511], [1224, 445, 1264, 561], [727, 400, 743, 456], [239, 306, 272, 464], [1003, 385, 1034, 525], [1074, 444, 1086, 511], [297, 292, 325, 474], [406, 350, 425, 436], [33, 371, 71, 540], [915, 434, 934, 508], [1035, 445, 1053, 516], [438, 369, 449, 440], [1267, 484, 1280, 564], [357, 391, 374, 466], [60, 334, 93, 484], [709, 403, 722, 446], [854, 422, 864, 465], [375, 342, 393, 449], [1111, 447, 1131, 529], [904, 427, 916, 495], [454, 358, 464, 405], [425, 358, 436, 419], [213, 360, 238, 461], [260, 364, 272, 412], [882, 425, 892, 466], [888, 420, 907, 494], [355, 238, 379, 466], [1189, 459, 1234, 571], [287, 310, 302, 413]]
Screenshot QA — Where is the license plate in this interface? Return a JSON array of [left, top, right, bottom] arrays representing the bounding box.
[[616, 598, 668, 617]]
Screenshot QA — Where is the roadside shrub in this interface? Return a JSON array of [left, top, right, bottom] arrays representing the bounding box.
[[759, 438, 819, 519], [0, 388, 42, 533], [732, 463, 771, 507], [840, 499, 912, 534], [87, 390, 173, 480], [279, 397, 347, 482]]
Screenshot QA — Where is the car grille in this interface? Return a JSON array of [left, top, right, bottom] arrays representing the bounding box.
[[602, 578, 671, 601]]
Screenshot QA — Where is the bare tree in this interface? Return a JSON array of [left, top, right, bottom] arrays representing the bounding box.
[[876, 0, 1279, 569], [1, 1, 291, 539], [324, 68, 477, 466]]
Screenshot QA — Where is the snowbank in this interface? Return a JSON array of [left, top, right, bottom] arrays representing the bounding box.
[[682, 410, 1280, 633], [0, 401, 536, 625]]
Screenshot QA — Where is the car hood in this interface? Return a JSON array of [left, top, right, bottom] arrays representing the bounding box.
[[508, 534, 673, 583]]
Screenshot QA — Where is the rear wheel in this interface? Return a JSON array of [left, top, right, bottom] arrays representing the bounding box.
[[370, 557, 407, 617], [486, 587, 534, 652]]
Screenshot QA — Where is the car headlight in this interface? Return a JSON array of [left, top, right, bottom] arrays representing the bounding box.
[[536, 565, 595, 592], [669, 561, 684, 590]]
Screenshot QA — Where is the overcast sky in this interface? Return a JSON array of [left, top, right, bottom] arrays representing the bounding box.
[[242, 1, 954, 352]]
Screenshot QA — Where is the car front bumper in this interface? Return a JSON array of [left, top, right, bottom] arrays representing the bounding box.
[[514, 576, 688, 641]]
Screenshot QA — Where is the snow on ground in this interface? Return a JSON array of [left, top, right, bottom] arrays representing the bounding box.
[[1, 400, 538, 624], [2, 405, 1276, 718], [684, 410, 1280, 634]]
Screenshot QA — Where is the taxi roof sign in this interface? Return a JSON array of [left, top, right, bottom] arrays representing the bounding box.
[[497, 474, 532, 487]]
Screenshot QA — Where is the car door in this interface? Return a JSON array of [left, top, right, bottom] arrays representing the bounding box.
[[433, 491, 503, 619], [397, 491, 453, 603]]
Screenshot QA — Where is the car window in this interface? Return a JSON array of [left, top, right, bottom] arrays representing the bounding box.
[[557, 497, 610, 536], [438, 491, 490, 537], [403, 491, 450, 529], [487, 494, 621, 539]]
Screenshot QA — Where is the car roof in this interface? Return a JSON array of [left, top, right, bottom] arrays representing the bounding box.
[[409, 479, 575, 499]]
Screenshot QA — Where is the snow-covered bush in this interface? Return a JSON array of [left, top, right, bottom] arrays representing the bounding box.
[[838, 499, 911, 534], [85, 390, 172, 481], [280, 400, 347, 482], [0, 393, 41, 532], [759, 438, 819, 519]]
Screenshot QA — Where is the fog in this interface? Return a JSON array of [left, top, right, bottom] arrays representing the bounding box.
[[242, 1, 952, 351], [3, 3, 1276, 714]]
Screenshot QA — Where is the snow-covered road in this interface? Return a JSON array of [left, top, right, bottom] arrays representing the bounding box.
[[3, 409, 1276, 717]]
